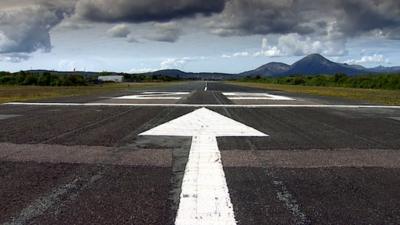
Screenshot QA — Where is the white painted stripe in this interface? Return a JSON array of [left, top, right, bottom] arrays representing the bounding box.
[[223, 92, 294, 101], [116, 97, 182, 100], [5, 102, 400, 109], [5, 102, 85, 106], [142, 92, 190, 95], [0, 114, 20, 120], [175, 135, 236, 225], [115, 92, 190, 100], [204, 82, 208, 91], [228, 97, 290, 100], [223, 92, 276, 96]]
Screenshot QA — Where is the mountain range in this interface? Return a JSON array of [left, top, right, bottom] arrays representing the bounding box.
[[142, 54, 400, 78], [240, 54, 400, 77], [25, 54, 400, 79]]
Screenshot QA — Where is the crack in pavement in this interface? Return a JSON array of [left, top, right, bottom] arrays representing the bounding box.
[[2, 174, 103, 225]]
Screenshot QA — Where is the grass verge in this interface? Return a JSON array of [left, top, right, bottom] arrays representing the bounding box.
[[0, 82, 181, 104], [228, 81, 400, 105]]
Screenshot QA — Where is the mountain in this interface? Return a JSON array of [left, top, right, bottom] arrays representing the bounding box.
[[284, 54, 365, 76], [240, 62, 290, 77], [240, 54, 383, 77], [146, 69, 188, 77], [153, 55, 400, 78]]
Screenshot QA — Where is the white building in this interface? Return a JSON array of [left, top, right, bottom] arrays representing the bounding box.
[[98, 75, 124, 83]]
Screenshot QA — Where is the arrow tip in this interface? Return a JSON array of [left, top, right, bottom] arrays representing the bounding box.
[[140, 107, 268, 137]]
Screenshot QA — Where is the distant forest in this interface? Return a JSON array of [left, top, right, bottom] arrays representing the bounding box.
[[0, 71, 89, 86], [0, 71, 179, 86], [240, 73, 400, 90]]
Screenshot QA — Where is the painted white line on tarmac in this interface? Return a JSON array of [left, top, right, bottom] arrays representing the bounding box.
[[5, 102, 400, 109], [228, 97, 291, 100], [115, 92, 190, 100], [0, 114, 20, 120], [140, 108, 267, 225], [117, 97, 182, 100], [223, 92, 294, 101], [142, 92, 189, 94], [204, 82, 208, 91]]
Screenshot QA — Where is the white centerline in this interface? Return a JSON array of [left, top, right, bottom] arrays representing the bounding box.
[[5, 102, 400, 109], [175, 135, 236, 225]]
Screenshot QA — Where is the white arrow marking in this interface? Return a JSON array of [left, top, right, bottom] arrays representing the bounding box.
[[140, 107, 267, 225]]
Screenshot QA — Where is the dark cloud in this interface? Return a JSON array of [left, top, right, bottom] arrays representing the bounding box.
[[75, 0, 226, 23], [208, 0, 400, 39], [0, 5, 66, 54], [0, 1, 75, 56], [208, 0, 319, 36], [335, 0, 400, 38]]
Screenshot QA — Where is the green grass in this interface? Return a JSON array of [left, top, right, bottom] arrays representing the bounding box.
[[228, 81, 400, 105], [0, 82, 181, 104]]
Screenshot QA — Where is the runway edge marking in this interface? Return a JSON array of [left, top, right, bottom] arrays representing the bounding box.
[[140, 107, 267, 225]]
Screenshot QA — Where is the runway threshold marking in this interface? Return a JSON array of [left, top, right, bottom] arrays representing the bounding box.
[[223, 92, 295, 101], [5, 102, 400, 109], [114, 92, 190, 100], [140, 107, 267, 224]]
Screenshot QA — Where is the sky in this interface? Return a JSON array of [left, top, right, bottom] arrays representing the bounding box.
[[0, 0, 400, 73]]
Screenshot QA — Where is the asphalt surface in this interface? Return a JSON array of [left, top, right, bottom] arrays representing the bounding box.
[[1, 81, 400, 225]]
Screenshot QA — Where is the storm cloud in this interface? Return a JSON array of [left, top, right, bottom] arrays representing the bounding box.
[[208, 0, 315, 36], [74, 0, 226, 23], [335, 0, 400, 38], [0, 5, 65, 54], [208, 0, 400, 39], [0, 0, 74, 54]]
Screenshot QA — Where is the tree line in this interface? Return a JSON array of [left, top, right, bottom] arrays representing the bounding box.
[[123, 74, 179, 82], [0, 71, 88, 86], [240, 73, 400, 90], [0, 71, 180, 86]]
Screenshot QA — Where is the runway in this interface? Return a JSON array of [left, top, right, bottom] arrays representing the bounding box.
[[1, 81, 399, 225]]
